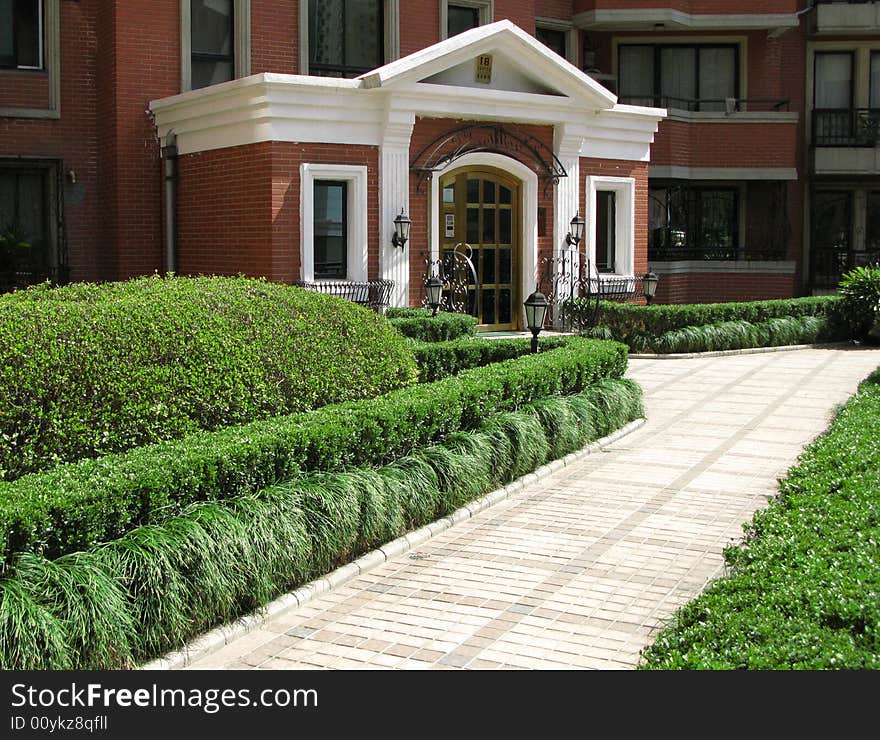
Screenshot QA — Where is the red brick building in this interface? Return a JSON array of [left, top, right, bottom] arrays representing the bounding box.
[[1, 1, 877, 321]]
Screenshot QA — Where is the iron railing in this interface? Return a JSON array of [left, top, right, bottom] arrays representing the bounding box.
[[813, 109, 880, 147], [649, 244, 787, 261], [811, 249, 880, 289], [294, 279, 393, 312]]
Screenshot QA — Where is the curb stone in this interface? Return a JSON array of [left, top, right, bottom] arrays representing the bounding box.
[[140, 417, 646, 671]]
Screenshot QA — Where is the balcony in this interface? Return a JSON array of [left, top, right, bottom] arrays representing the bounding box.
[[813, 1, 880, 34], [813, 109, 880, 175]]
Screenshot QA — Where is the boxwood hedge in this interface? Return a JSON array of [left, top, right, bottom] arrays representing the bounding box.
[[387, 307, 478, 342], [0, 276, 418, 480], [0, 337, 628, 564], [640, 367, 880, 669]]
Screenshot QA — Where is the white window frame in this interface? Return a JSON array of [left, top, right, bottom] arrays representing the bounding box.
[[440, 0, 493, 40], [0, 0, 59, 119], [535, 17, 578, 68], [180, 0, 251, 93], [299, 0, 400, 76], [585, 175, 635, 279], [300, 164, 369, 283]]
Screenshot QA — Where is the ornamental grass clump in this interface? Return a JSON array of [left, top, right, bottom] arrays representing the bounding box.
[[837, 265, 880, 342]]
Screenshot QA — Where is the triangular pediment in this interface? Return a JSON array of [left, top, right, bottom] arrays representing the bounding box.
[[358, 20, 617, 110]]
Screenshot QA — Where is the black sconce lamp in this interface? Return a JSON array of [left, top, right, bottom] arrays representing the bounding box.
[[392, 209, 411, 249], [565, 212, 585, 247]]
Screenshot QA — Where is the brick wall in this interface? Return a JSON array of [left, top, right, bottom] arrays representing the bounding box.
[[252, 0, 298, 74], [176, 141, 380, 284], [654, 271, 800, 304], [0, 70, 49, 109]]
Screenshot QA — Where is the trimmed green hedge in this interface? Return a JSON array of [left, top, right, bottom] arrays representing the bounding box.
[[0, 378, 644, 669], [387, 308, 478, 342], [412, 335, 574, 382], [640, 368, 880, 669], [0, 276, 417, 481], [0, 338, 628, 564]]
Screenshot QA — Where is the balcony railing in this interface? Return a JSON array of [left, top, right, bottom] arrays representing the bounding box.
[[813, 109, 880, 147], [619, 96, 790, 113], [649, 244, 787, 262], [811, 248, 880, 288]]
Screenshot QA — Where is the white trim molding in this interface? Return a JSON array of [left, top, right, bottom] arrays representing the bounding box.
[[430, 152, 538, 325], [440, 0, 494, 41], [649, 166, 798, 181], [0, 0, 61, 119], [652, 260, 797, 275], [181, 0, 251, 93], [300, 164, 369, 283], [585, 175, 636, 279]]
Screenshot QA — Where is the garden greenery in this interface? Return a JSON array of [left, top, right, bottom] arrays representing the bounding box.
[[387, 307, 478, 342], [837, 264, 880, 342], [0, 337, 628, 563], [0, 276, 418, 480], [640, 368, 880, 669], [0, 379, 644, 669]]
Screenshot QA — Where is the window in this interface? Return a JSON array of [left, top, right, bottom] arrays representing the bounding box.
[[0, 0, 42, 69], [536, 27, 566, 60], [190, 0, 235, 89], [649, 185, 739, 258], [871, 52, 880, 109], [441, 1, 492, 40], [867, 192, 880, 251], [313, 181, 347, 279], [618, 44, 738, 112], [586, 175, 635, 277], [300, 164, 368, 283], [0, 165, 57, 290], [596, 191, 616, 274], [309, 0, 383, 78], [813, 191, 851, 252], [814, 52, 852, 109]]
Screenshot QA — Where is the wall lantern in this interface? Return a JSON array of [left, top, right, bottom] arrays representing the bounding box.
[[565, 212, 585, 247], [642, 271, 659, 305], [426, 275, 444, 316], [392, 209, 411, 249], [523, 290, 550, 354]]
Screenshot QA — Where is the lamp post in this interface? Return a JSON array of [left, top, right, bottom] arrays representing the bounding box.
[[392, 209, 411, 249], [565, 212, 586, 247], [642, 271, 659, 305], [425, 275, 444, 316], [524, 290, 549, 354]]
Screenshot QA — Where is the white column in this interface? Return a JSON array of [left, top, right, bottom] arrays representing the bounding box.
[[552, 125, 584, 326], [379, 108, 415, 308]]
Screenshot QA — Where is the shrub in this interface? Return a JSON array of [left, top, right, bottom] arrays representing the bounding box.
[[387, 308, 478, 342], [412, 335, 574, 382], [0, 276, 418, 481], [640, 369, 880, 669], [837, 265, 880, 342], [0, 378, 644, 668], [0, 338, 628, 563], [576, 296, 846, 350]]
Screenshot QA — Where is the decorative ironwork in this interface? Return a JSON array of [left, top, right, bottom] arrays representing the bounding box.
[[422, 243, 479, 314], [811, 249, 880, 289], [294, 279, 393, 312], [410, 124, 567, 195], [813, 108, 880, 148], [537, 249, 648, 331]]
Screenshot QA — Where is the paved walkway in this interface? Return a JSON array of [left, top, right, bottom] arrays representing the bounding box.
[[187, 346, 880, 670]]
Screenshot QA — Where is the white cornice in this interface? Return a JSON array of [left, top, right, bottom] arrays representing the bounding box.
[[574, 10, 800, 31], [652, 260, 796, 275], [664, 110, 799, 124]]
